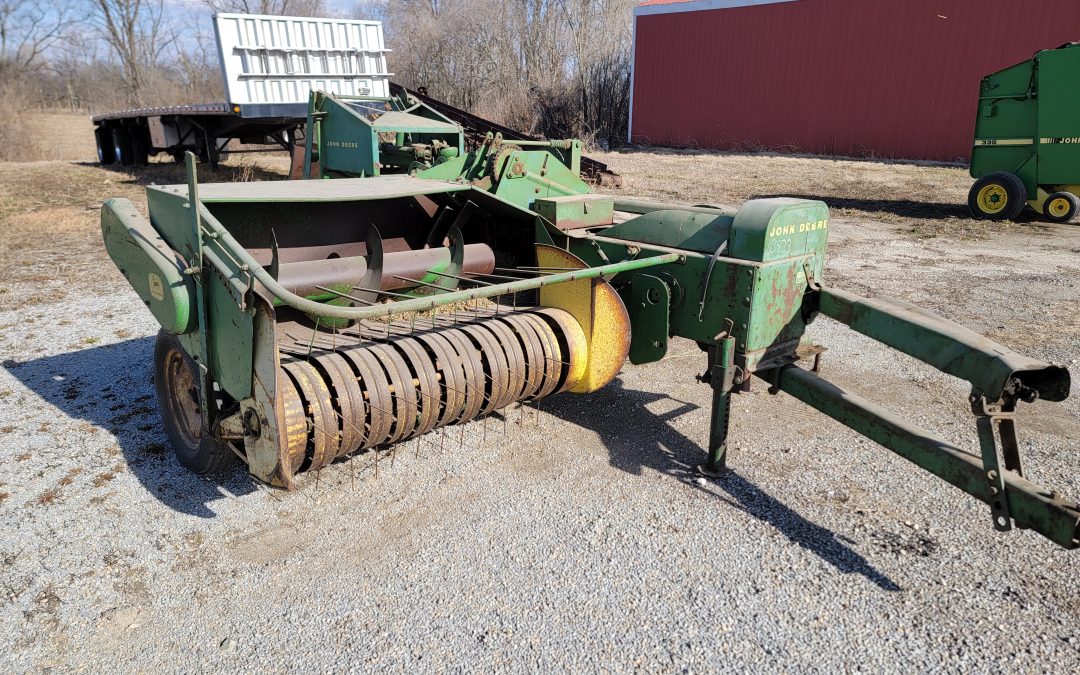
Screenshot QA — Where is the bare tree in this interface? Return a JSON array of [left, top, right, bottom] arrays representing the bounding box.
[[170, 30, 224, 103], [204, 0, 327, 16], [92, 0, 174, 106], [0, 2, 69, 77], [371, 0, 634, 147]]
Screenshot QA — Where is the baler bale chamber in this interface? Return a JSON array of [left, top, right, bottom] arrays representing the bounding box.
[[101, 142, 1080, 550]]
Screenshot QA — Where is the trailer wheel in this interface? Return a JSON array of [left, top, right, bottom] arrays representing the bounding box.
[[1043, 192, 1079, 224], [95, 127, 116, 165], [112, 127, 134, 166], [968, 172, 1026, 220], [154, 330, 235, 474], [130, 129, 150, 165]]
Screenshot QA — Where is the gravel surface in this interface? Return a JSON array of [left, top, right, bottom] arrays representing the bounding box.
[[1, 154, 1079, 672]]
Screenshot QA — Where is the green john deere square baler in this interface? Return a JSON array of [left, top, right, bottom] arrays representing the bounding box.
[[98, 132, 1080, 550]]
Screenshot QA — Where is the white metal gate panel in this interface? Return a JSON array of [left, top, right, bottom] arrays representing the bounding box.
[[214, 13, 391, 109]]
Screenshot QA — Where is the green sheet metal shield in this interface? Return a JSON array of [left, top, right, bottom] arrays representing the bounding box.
[[101, 198, 196, 334], [729, 198, 829, 262]]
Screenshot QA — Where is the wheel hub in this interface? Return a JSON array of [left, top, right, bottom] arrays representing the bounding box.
[[160, 346, 203, 448], [977, 185, 1008, 214], [1048, 197, 1070, 217]]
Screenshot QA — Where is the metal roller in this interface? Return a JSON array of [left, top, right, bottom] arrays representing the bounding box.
[[277, 372, 310, 474], [313, 351, 365, 456], [414, 330, 467, 427], [281, 359, 338, 471], [480, 318, 528, 405], [498, 314, 545, 400], [459, 322, 513, 415], [531, 308, 588, 394], [391, 336, 441, 437], [342, 346, 393, 450], [438, 325, 487, 424], [518, 312, 563, 399], [267, 307, 591, 478], [368, 342, 418, 444]]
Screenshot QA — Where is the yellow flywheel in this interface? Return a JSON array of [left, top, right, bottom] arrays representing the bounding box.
[[535, 244, 630, 394]]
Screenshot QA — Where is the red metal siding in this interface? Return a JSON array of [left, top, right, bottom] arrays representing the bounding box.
[[631, 0, 1080, 160]]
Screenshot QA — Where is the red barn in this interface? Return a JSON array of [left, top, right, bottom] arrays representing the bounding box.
[[629, 0, 1080, 161]]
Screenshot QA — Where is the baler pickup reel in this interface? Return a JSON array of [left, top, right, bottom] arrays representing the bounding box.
[[101, 150, 1077, 550]]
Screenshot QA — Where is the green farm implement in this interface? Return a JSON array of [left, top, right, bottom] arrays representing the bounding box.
[[302, 89, 589, 185], [969, 42, 1080, 223], [101, 137, 1078, 549]]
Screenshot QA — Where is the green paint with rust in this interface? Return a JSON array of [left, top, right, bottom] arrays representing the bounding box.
[[558, 198, 826, 373]]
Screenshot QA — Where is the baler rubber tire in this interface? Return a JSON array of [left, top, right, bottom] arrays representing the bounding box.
[[153, 330, 235, 474], [1043, 192, 1079, 224], [968, 172, 1026, 221]]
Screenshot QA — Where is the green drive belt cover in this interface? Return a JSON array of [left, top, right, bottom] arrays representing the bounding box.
[[101, 197, 196, 334]]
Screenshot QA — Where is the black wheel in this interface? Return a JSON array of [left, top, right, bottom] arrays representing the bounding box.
[[130, 128, 150, 165], [95, 127, 116, 165], [112, 127, 134, 166], [1043, 191, 1079, 224], [968, 172, 1026, 221], [153, 330, 235, 474]]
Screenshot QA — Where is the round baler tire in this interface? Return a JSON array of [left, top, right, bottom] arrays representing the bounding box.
[[1043, 191, 1079, 224], [968, 172, 1026, 221], [153, 330, 235, 474]]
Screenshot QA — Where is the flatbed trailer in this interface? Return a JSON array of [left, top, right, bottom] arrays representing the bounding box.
[[92, 103, 304, 167], [92, 13, 390, 168]]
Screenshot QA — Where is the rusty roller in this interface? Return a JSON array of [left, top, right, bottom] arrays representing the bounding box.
[[275, 308, 588, 475]]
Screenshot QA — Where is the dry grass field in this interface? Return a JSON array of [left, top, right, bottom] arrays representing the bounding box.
[[1, 114, 1079, 671]]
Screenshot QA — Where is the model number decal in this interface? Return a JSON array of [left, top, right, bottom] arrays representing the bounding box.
[[974, 138, 1033, 146]]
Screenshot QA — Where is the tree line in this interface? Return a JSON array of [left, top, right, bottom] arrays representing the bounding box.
[[0, 0, 634, 154]]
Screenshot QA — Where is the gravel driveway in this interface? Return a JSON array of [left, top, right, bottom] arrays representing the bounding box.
[[1, 153, 1078, 672]]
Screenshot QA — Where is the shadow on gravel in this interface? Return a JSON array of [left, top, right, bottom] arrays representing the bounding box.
[[542, 378, 901, 592], [752, 193, 972, 221], [2, 337, 256, 518]]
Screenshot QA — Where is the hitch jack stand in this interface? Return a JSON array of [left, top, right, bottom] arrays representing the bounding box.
[[698, 337, 736, 478]]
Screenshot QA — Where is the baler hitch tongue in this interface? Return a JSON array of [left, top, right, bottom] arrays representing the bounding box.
[[785, 283, 1078, 548]]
